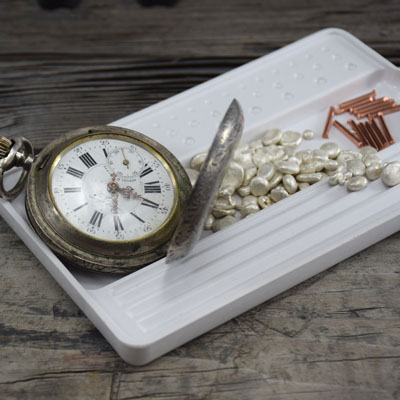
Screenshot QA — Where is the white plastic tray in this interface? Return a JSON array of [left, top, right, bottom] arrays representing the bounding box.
[[1, 28, 400, 365]]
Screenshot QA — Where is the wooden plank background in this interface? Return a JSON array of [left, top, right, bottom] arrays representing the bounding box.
[[0, 1, 400, 399]]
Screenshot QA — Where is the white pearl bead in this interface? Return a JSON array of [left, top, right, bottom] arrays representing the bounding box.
[[204, 214, 215, 230], [212, 215, 237, 232], [214, 196, 236, 210], [366, 163, 382, 181], [362, 154, 381, 168], [323, 159, 339, 171], [250, 176, 269, 196], [302, 129, 314, 140], [329, 171, 345, 186], [300, 164, 316, 174], [257, 162, 275, 181], [320, 142, 341, 159], [220, 161, 244, 190], [237, 186, 251, 197], [233, 150, 254, 169], [346, 176, 368, 191], [268, 172, 283, 190], [280, 130, 302, 147], [258, 195, 273, 209], [382, 162, 400, 187], [190, 152, 207, 170], [360, 146, 377, 157], [212, 208, 236, 218], [270, 185, 289, 202], [249, 139, 263, 150], [240, 195, 260, 216], [296, 172, 324, 183], [265, 145, 285, 162], [277, 159, 300, 175], [262, 128, 282, 146], [252, 148, 271, 167], [346, 159, 365, 176], [282, 174, 298, 194], [298, 182, 310, 190], [242, 167, 257, 186]]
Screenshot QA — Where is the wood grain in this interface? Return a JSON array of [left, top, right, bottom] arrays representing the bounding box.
[[1, 0, 400, 399]]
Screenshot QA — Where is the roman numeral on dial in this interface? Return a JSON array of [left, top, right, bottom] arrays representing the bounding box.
[[64, 187, 81, 193], [130, 212, 144, 223], [140, 165, 153, 178], [114, 215, 124, 232], [66, 167, 84, 179], [73, 202, 88, 212], [141, 198, 159, 209], [89, 210, 103, 227], [144, 181, 161, 193], [79, 152, 97, 168]]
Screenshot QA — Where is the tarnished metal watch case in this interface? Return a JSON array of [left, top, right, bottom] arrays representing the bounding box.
[[25, 125, 191, 274]]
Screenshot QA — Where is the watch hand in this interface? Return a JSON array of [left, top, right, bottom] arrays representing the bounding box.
[[122, 149, 129, 169], [111, 192, 119, 214], [107, 173, 120, 213], [119, 185, 142, 200]]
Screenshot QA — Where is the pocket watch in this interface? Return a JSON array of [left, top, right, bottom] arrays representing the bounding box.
[[0, 100, 243, 274]]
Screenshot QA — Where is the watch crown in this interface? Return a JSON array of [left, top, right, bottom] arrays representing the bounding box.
[[0, 136, 13, 159]]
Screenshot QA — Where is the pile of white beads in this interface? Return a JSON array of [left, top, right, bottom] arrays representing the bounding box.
[[186, 128, 400, 232]]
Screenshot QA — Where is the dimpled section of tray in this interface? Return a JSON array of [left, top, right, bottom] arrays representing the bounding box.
[[114, 29, 384, 163]]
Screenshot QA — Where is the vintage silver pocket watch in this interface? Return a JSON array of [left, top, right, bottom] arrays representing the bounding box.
[[0, 100, 243, 274]]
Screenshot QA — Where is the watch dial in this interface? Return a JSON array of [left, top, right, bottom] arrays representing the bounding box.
[[49, 135, 176, 241]]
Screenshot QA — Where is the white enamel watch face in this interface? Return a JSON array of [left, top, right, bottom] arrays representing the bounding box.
[[49, 135, 176, 242]]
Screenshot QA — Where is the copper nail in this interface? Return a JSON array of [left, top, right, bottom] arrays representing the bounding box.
[[339, 90, 376, 109], [358, 104, 396, 119], [354, 100, 394, 116], [322, 106, 335, 138], [377, 113, 395, 144], [377, 104, 400, 116], [357, 122, 375, 148], [352, 97, 391, 113], [347, 119, 367, 146], [370, 118, 390, 148], [365, 121, 384, 150], [347, 98, 376, 113], [333, 120, 363, 147], [335, 108, 348, 115]]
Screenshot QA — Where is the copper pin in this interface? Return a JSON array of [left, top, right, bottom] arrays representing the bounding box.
[[377, 104, 400, 116], [338, 98, 373, 115], [333, 120, 363, 147], [377, 113, 395, 145], [352, 97, 391, 113], [322, 106, 335, 138], [357, 122, 375, 148], [347, 97, 375, 114], [365, 121, 384, 150], [370, 118, 390, 149], [347, 119, 367, 146], [339, 90, 376, 109], [357, 102, 396, 119], [335, 108, 348, 115], [354, 98, 394, 114]]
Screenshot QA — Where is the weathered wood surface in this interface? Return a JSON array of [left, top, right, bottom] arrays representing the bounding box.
[[1, 1, 400, 399]]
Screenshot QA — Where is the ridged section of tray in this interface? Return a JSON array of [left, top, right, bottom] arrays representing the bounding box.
[[90, 142, 400, 343]]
